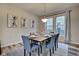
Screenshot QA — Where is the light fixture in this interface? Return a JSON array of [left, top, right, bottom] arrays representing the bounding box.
[[41, 16, 48, 22], [41, 3, 48, 23]]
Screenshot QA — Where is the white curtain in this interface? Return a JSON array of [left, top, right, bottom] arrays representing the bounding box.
[[53, 16, 56, 33], [65, 10, 71, 43]]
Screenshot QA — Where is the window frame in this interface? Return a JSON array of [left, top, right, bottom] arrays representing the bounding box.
[[45, 17, 54, 33], [45, 13, 65, 36]]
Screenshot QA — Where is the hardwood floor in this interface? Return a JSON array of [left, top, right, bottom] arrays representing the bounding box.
[[1, 43, 68, 56], [0, 41, 79, 56]]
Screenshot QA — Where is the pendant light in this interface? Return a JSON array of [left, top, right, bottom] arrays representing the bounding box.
[[41, 3, 48, 23]]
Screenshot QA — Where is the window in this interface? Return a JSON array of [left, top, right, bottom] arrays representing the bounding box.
[[45, 15, 65, 36], [45, 15, 65, 43], [46, 18, 53, 33], [56, 16, 65, 36]]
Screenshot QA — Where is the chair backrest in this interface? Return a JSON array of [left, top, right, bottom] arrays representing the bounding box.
[[21, 35, 30, 52], [55, 33, 59, 42], [56, 33, 59, 40], [50, 36, 55, 47]]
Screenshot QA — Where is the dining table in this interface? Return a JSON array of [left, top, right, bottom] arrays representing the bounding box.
[[28, 33, 54, 54]]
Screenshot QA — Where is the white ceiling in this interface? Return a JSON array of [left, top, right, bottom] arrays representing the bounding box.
[[3, 3, 79, 16]]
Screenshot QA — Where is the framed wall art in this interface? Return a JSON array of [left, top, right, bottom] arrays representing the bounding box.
[[20, 17, 27, 28], [31, 20, 35, 28], [7, 14, 18, 28]]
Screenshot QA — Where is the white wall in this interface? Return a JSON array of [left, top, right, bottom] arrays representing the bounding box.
[[0, 5, 39, 47], [70, 6, 79, 44], [0, 7, 2, 45]]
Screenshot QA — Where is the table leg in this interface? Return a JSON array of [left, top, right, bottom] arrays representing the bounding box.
[[42, 40, 46, 54], [40, 40, 46, 55], [40, 42, 42, 54]]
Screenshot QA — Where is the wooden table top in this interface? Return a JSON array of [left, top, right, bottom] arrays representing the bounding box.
[[29, 34, 52, 42]]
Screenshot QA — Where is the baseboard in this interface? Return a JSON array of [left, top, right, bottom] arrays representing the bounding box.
[[68, 42, 79, 48], [1, 41, 22, 48], [71, 42, 79, 45]]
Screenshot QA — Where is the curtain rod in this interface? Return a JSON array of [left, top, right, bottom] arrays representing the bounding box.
[[40, 10, 72, 18]]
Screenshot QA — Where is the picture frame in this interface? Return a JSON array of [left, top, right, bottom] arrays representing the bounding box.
[[7, 14, 18, 28], [31, 20, 35, 28], [20, 17, 27, 28]]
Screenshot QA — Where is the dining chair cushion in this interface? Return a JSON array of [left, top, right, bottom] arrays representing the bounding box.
[[46, 36, 55, 49], [22, 35, 40, 53], [46, 37, 51, 45], [22, 35, 31, 52], [31, 43, 40, 51]]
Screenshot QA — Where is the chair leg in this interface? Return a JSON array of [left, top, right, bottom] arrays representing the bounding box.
[[38, 48, 40, 56], [24, 49, 26, 56], [55, 44, 56, 51], [50, 49, 51, 56], [40, 46, 42, 53], [55, 43, 57, 50], [52, 47, 54, 54], [55, 42, 58, 50], [29, 52, 31, 56], [57, 43, 58, 48]]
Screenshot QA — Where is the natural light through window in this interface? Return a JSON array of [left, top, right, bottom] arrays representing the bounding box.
[[46, 18, 53, 33], [56, 16, 65, 36]]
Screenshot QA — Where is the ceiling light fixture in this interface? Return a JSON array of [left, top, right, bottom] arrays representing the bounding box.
[[41, 3, 48, 23]]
